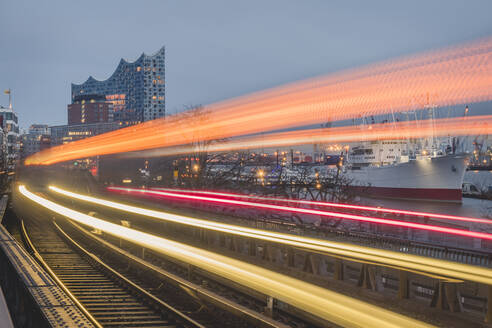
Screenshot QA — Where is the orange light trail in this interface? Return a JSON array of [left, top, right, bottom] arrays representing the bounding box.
[[122, 115, 492, 158], [25, 37, 492, 165]]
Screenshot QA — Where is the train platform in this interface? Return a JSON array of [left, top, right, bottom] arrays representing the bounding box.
[[0, 195, 95, 328]]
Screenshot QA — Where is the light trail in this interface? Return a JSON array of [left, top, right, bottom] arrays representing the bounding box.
[[19, 185, 435, 328], [122, 115, 492, 158], [49, 185, 492, 285], [149, 187, 492, 225], [107, 186, 492, 240], [26, 37, 492, 165]]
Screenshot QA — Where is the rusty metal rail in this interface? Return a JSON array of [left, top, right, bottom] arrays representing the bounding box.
[[21, 216, 205, 328]]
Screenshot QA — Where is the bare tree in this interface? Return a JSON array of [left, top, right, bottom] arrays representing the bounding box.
[[149, 105, 359, 208], [157, 105, 227, 188]]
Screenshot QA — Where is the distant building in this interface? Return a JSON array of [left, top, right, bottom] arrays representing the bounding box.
[[49, 125, 68, 147], [21, 135, 41, 158], [68, 94, 114, 125], [0, 105, 19, 170], [39, 135, 51, 151], [50, 122, 120, 146], [21, 124, 51, 158], [0, 128, 5, 170], [28, 124, 50, 136], [71, 46, 165, 125]]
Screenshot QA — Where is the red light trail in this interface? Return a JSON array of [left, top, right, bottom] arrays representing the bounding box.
[[18, 185, 463, 327], [151, 187, 492, 225], [108, 187, 492, 241], [47, 185, 492, 286]]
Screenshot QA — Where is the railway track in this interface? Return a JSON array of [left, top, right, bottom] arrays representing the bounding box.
[[16, 199, 289, 328], [21, 215, 205, 328], [12, 170, 492, 327], [15, 190, 325, 328], [13, 184, 492, 327]]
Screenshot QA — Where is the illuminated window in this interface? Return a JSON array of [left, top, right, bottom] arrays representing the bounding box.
[[136, 66, 141, 72]]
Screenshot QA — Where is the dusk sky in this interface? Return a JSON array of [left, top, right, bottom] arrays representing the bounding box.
[[1, 0, 491, 130]]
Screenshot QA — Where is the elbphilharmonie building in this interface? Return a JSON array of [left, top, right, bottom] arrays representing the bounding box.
[[71, 46, 165, 124]]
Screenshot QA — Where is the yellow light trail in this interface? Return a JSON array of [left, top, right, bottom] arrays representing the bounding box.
[[19, 185, 434, 328], [26, 37, 492, 165], [49, 185, 492, 285]]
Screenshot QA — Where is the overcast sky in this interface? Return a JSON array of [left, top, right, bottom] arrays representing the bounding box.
[[1, 0, 491, 130]]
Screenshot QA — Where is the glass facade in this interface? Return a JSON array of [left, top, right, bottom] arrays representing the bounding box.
[[71, 46, 165, 124], [0, 106, 20, 170]]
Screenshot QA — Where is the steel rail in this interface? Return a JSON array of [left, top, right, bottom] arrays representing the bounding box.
[[51, 220, 205, 328], [63, 218, 291, 328], [20, 220, 103, 328]]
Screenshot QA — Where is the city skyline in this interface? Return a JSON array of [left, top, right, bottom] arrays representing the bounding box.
[[1, 0, 492, 130], [1, 3, 492, 328]]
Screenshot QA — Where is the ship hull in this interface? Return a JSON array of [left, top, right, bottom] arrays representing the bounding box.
[[345, 155, 468, 203]]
